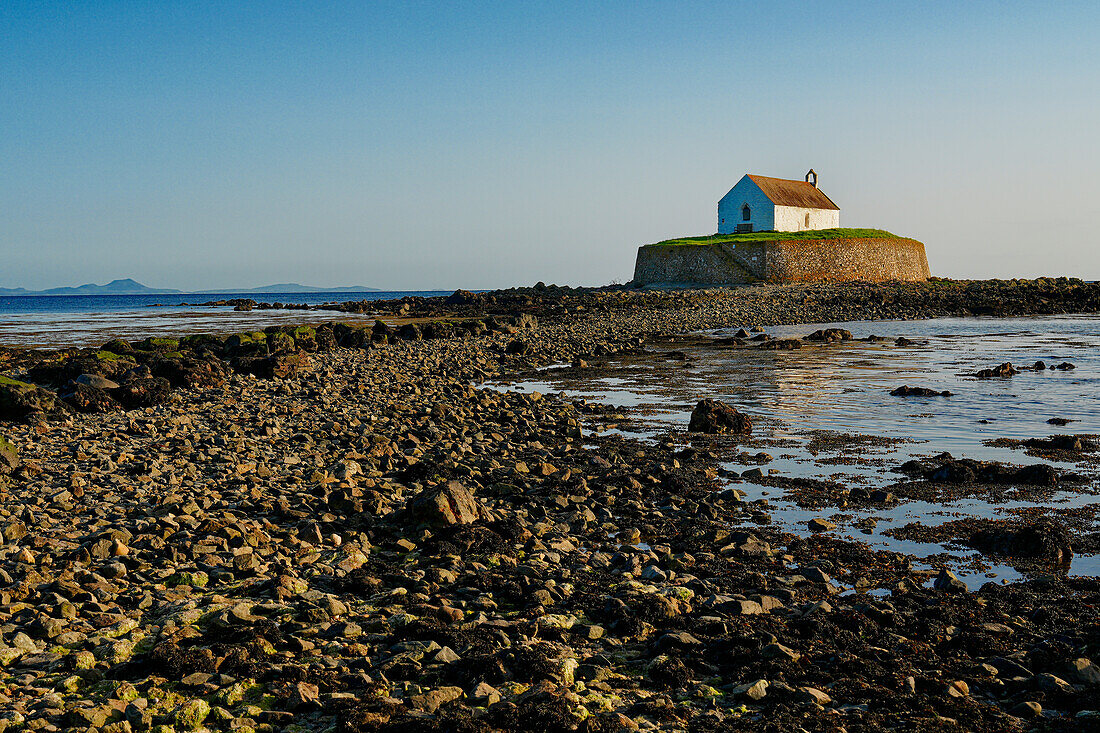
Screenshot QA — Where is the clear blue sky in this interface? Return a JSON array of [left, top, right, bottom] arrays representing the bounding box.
[[2, 1, 1098, 290]]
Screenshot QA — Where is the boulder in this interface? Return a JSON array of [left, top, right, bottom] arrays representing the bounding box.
[[806, 328, 852, 342], [59, 382, 122, 413], [406, 480, 484, 526], [446, 289, 481, 305], [974, 362, 1018, 379], [114, 376, 172, 409], [0, 376, 65, 422], [688, 399, 752, 435], [0, 435, 18, 474]]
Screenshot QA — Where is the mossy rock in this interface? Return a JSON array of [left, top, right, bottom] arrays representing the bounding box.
[[225, 332, 268, 356], [227, 332, 266, 347], [167, 570, 209, 588], [179, 333, 223, 349], [100, 339, 134, 355], [292, 326, 318, 351], [0, 375, 64, 422], [265, 331, 296, 355], [136, 337, 181, 352], [174, 699, 211, 730]]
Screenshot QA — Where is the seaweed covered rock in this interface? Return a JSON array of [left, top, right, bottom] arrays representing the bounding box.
[[688, 399, 752, 435], [58, 382, 122, 413], [0, 375, 66, 422], [234, 352, 312, 379], [970, 521, 1072, 564], [898, 455, 1067, 486], [148, 353, 229, 388], [114, 375, 172, 409]]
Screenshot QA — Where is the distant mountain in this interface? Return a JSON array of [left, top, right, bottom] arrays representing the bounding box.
[[0, 279, 181, 296], [0, 280, 381, 297], [196, 283, 381, 294]]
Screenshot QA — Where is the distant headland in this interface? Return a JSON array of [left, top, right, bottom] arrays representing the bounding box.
[[0, 279, 381, 297]]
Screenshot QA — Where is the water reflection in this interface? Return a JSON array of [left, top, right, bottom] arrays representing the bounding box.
[[495, 315, 1100, 588]]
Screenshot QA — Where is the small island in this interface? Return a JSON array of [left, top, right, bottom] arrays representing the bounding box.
[[633, 172, 931, 286]]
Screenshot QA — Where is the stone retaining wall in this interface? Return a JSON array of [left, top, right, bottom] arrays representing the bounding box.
[[633, 237, 930, 286]]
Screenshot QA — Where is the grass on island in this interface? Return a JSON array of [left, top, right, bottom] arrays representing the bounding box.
[[646, 228, 901, 247]]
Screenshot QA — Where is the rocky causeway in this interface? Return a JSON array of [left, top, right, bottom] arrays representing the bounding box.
[[1, 278, 1100, 731]]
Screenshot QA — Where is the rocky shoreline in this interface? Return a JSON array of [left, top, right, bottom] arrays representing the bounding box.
[[1, 279, 1100, 732]]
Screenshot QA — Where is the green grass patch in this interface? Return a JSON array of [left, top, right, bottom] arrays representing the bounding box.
[[646, 228, 901, 247]]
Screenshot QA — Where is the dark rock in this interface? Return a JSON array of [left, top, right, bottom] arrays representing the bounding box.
[[806, 328, 852, 342], [0, 376, 67, 422], [59, 382, 122, 413], [446, 289, 481, 305], [688, 399, 752, 435], [969, 520, 1072, 564], [890, 385, 952, 397], [114, 376, 172, 409], [974, 362, 1018, 379]]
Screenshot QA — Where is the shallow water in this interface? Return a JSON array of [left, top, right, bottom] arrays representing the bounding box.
[[496, 315, 1100, 588], [0, 290, 449, 348]]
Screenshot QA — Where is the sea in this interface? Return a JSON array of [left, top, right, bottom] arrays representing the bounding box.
[[0, 291, 449, 349]]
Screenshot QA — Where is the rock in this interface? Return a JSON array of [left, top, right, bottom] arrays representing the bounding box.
[[688, 399, 752, 435], [933, 568, 968, 593], [59, 382, 122, 413], [406, 480, 483, 526], [1035, 673, 1075, 695], [1064, 658, 1100, 684], [114, 376, 172, 409], [410, 686, 463, 713], [793, 686, 831, 705], [446, 289, 481, 305], [1011, 701, 1042, 719], [946, 680, 969, 697], [806, 328, 852, 342], [174, 699, 210, 730], [969, 520, 1072, 564], [471, 682, 501, 706], [74, 373, 120, 389], [0, 376, 65, 422], [506, 340, 531, 355], [890, 385, 953, 397], [974, 362, 1018, 379], [800, 567, 832, 584], [289, 682, 320, 709], [0, 435, 18, 474], [732, 679, 769, 700], [807, 518, 835, 532], [761, 643, 801, 663]]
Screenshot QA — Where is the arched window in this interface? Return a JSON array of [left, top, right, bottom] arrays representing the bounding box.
[[742, 204, 751, 221], [805, 213, 810, 227]]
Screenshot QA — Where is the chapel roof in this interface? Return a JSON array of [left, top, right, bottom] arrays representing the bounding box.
[[744, 174, 840, 210]]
